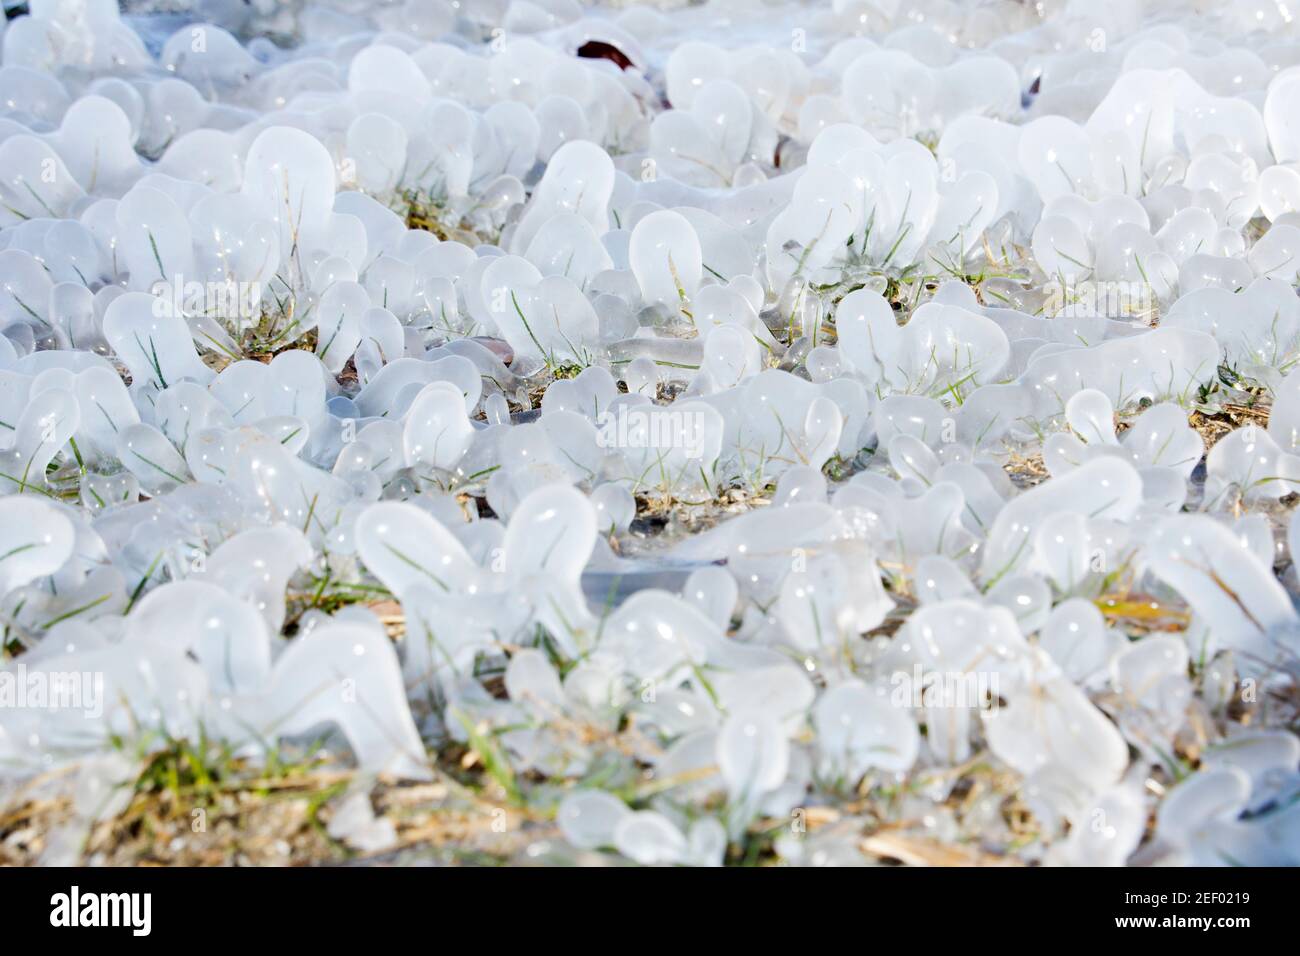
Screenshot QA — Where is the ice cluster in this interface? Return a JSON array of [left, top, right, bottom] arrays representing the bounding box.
[[0, 0, 1299, 866]]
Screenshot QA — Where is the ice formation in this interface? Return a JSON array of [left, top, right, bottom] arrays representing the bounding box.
[[0, 0, 1298, 867]]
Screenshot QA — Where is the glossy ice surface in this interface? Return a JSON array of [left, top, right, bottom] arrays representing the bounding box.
[[0, 0, 1298, 866]]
